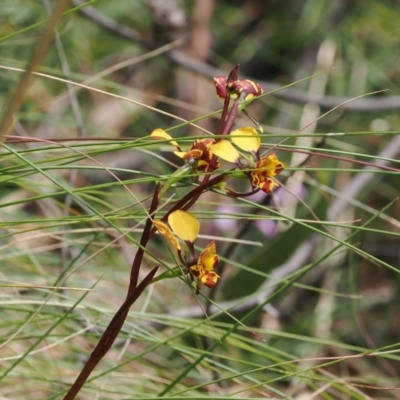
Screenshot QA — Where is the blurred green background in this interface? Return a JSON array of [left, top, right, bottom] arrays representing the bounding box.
[[0, 1, 399, 399]]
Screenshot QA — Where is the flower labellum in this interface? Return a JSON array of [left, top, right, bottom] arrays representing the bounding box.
[[174, 138, 218, 172], [251, 154, 284, 194], [190, 241, 220, 288]]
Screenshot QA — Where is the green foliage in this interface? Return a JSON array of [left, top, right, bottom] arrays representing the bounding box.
[[0, 1, 400, 399]]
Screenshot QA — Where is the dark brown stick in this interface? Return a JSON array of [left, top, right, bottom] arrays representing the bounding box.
[[63, 266, 159, 400], [72, 0, 400, 111]]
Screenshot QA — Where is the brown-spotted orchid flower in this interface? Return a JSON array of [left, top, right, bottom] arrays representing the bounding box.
[[153, 210, 220, 289], [251, 153, 284, 194], [150, 129, 222, 198], [214, 76, 263, 105], [150, 129, 219, 173], [174, 138, 218, 173], [207, 126, 285, 194], [230, 127, 284, 192], [189, 241, 220, 288]]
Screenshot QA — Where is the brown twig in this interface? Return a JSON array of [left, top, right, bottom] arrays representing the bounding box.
[[73, 0, 400, 111], [63, 184, 161, 399], [129, 184, 161, 293], [62, 266, 159, 400], [0, 0, 72, 141]]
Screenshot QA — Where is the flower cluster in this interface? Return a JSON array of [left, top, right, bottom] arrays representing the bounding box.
[[149, 68, 285, 291], [150, 130, 220, 173], [212, 126, 285, 194], [65, 66, 289, 398], [151, 126, 284, 194]]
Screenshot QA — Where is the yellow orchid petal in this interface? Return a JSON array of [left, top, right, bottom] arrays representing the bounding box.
[[231, 126, 261, 153], [209, 140, 240, 162], [150, 129, 180, 150], [153, 220, 181, 251], [168, 210, 200, 243]]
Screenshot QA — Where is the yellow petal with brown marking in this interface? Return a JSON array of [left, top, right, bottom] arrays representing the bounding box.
[[153, 220, 181, 251]]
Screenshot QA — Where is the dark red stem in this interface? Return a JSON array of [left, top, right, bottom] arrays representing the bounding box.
[[221, 100, 239, 135], [217, 95, 231, 136], [63, 185, 161, 399], [63, 266, 159, 400], [129, 183, 161, 295]]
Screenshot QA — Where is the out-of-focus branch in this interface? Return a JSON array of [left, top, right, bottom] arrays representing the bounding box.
[[167, 50, 400, 111], [328, 134, 400, 220], [73, 0, 400, 111], [73, 0, 154, 46], [0, 0, 72, 141]]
